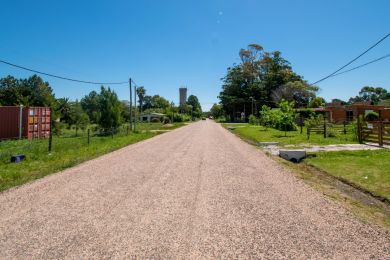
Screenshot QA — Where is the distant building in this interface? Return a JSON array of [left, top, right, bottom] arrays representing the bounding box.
[[140, 112, 165, 123], [307, 101, 390, 123], [179, 87, 187, 106]]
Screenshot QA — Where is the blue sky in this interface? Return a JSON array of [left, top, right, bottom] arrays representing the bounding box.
[[1, 0, 389, 110]]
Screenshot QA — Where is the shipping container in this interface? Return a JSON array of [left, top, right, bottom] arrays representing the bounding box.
[[0, 106, 51, 140]]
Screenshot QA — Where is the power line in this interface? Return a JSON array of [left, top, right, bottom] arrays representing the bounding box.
[[0, 59, 128, 85], [131, 78, 141, 87], [330, 54, 390, 78], [311, 32, 390, 85]]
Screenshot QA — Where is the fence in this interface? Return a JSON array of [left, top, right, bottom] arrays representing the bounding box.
[[303, 117, 354, 140], [358, 120, 390, 146]]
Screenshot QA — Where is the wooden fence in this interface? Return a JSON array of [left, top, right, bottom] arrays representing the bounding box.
[[358, 120, 390, 146], [306, 121, 350, 139]]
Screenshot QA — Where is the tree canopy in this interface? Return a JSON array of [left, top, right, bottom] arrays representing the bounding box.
[[219, 44, 318, 121], [349, 86, 389, 105], [0, 75, 56, 107]]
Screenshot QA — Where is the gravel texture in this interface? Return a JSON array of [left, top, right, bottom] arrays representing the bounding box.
[[0, 120, 389, 259]]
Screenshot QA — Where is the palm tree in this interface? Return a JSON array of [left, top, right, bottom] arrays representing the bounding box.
[[136, 86, 146, 114]]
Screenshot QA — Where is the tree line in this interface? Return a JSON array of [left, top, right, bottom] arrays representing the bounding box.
[[0, 74, 202, 134], [211, 43, 389, 121]]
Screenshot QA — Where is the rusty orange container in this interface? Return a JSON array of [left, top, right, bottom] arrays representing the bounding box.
[[0, 106, 51, 140]]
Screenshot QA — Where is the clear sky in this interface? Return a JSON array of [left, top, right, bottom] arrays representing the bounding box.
[[1, 0, 389, 111]]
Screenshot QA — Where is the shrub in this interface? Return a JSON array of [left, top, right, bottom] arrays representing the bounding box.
[[259, 102, 297, 132], [162, 116, 171, 124], [259, 105, 273, 129], [151, 118, 160, 123], [365, 111, 379, 121], [248, 114, 258, 125], [326, 126, 339, 138]]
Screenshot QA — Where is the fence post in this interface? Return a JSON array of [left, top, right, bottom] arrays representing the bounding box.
[[48, 108, 52, 153], [357, 115, 362, 144], [87, 129, 90, 145], [378, 110, 383, 147], [343, 121, 347, 135], [379, 121, 383, 147], [300, 116, 303, 134], [323, 117, 327, 138]]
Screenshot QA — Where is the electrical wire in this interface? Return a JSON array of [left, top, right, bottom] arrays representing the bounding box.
[[330, 54, 390, 78], [311, 32, 390, 85], [0, 59, 128, 85]]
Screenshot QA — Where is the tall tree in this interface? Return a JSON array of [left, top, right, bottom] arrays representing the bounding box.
[[187, 95, 202, 118], [81, 90, 100, 123], [349, 86, 389, 104], [271, 81, 318, 108], [219, 44, 315, 121], [210, 103, 223, 118], [0, 75, 56, 107], [97, 86, 122, 131], [68, 101, 90, 136], [136, 86, 146, 114]]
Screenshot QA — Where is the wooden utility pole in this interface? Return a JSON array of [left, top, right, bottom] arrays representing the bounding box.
[[134, 85, 137, 131], [129, 78, 133, 131]]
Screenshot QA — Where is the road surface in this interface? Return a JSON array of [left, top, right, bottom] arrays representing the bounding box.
[[0, 120, 389, 258]]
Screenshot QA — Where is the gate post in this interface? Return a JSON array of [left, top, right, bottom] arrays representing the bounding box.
[[378, 110, 383, 147], [357, 115, 362, 144]]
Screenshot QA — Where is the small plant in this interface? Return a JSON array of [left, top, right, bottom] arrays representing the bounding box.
[[248, 114, 258, 125], [162, 116, 171, 124], [365, 111, 379, 121], [326, 126, 339, 138]]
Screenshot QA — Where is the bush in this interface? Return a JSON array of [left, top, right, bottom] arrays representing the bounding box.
[[162, 116, 171, 124], [259, 102, 297, 131], [151, 118, 160, 123], [326, 126, 339, 138], [248, 114, 258, 125], [365, 111, 379, 121]]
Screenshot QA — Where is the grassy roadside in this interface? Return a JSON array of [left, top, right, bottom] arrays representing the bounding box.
[[0, 123, 185, 192], [277, 156, 390, 229], [222, 123, 357, 146], [222, 122, 390, 228], [305, 149, 390, 199]]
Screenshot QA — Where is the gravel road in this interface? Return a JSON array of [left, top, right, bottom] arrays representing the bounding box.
[[0, 120, 389, 259]]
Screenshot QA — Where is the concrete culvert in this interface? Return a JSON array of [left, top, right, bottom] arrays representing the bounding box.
[[279, 150, 306, 163]]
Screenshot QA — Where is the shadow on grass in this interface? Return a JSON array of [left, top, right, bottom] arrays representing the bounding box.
[[272, 134, 296, 138]]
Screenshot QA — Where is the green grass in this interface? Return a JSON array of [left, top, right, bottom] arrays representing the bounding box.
[[222, 123, 357, 146], [0, 122, 184, 192], [305, 149, 390, 199]]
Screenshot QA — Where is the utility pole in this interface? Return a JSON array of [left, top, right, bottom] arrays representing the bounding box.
[[129, 78, 133, 131], [134, 84, 137, 131], [250, 97, 254, 115]]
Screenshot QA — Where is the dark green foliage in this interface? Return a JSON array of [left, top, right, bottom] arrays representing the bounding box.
[[80, 90, 100, 123], [136, 86, 146, 113], [142, 95, 170, 110], [97, 86, 122, 130], [248, 114, 258, 125], [365, 111, 379, 121], [219, 44, 317, 121], [308, 96, 326, 108], [162, 116, 171, 124], [187, 95, 202, 118], [68, 101, 90, 136], [297, 108, 315, 119], [349, 86, 390, 105], [259, 101, 296, 132], [0, 75, 56, 107], [210, 103, 223, 119]]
